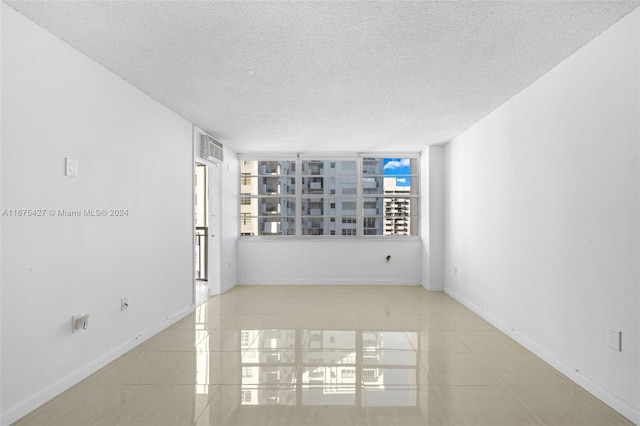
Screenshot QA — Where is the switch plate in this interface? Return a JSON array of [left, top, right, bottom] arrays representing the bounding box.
[[65, 158, 78, 177], [608, 328, 622, 352]]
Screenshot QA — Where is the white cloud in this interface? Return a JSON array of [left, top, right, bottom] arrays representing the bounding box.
[[384, 158, 410, 170]]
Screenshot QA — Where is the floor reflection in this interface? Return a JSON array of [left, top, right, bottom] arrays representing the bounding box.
[[14, 286, 634, 426], [238, 330, 418, 408]]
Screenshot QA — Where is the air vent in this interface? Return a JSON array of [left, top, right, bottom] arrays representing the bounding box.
[[201, 135, 224, 163]]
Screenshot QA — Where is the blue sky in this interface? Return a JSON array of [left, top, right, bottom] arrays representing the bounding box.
[[383, 158, 411, 187]]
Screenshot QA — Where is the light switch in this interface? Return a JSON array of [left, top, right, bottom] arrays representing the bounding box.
[[608, 328, 622, 352], [65, 158, 78, 178]]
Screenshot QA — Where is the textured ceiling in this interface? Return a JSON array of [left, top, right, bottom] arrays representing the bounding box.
[[5, 1, 639, 153]]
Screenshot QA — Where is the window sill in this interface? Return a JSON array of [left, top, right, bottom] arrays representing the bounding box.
[[237, 236, 422, 243]]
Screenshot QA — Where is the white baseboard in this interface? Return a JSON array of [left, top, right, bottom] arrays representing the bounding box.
[[1, 306, 194, 426], [237, 280, 422, 286], [444, 288, 639, 425]]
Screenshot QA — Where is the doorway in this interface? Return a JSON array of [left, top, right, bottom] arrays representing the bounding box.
[[194, 162, 209, 305], [194, 160, 222, 305]]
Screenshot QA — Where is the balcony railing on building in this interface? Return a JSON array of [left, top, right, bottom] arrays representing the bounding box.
[[195, 227, 208, 281]]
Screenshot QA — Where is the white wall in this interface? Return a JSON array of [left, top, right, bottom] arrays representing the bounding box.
[[237, 239, 422, 285], [421, 145, 444, 291], [219, 154, 239, 293], [444, 9, 639, 423], [1, 5, 195, 424]]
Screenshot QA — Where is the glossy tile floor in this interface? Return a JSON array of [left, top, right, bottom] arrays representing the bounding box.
[[15, 286, 633, 426]]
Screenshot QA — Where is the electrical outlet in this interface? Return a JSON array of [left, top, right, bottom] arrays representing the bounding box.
[[72, 314, 90, 333], [121, 297, 129, 312]]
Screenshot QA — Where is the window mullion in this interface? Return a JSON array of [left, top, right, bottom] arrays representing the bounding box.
[[295, 155, 302, 237], [356, 156, 363, 237]]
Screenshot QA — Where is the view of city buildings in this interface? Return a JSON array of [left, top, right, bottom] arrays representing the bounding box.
[[240, 158, 418, 236]]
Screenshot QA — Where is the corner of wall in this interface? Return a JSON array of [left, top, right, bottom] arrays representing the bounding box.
[[220, 146, 239, 294], [421, 145, 445, 291]]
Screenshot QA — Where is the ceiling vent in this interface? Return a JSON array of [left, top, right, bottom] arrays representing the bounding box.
[[201, 135, 224, 163]]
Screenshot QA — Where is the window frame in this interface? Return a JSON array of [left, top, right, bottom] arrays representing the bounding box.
[[238, 154, 420, 238]]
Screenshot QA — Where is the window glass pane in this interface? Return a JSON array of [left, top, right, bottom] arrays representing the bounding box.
[[302, 198, 324, 216], [382, 175, 414, 193], [362, 158, 415, 192], [299, 196, 357, 237], [336, 176, 357, 194], [301, 161, 357, 195], [300, 177, 358, 195], [384, 216, 412, 235], [240, 176, 297, 196], [259, 217, 296, 236], [301, 217, 328, 236], [301, 160, 356, 175], [363, 196, 417, 236], [262, 176, 296, 195], [362, 158, 386, 174], [251, 160, 296, 175], [362, 176, 383, 194], [302, 176, 324, 194], [257, 198, 296, 215], [384, 197, 414, 235], [301, 198, 354, 215], [362, 216, 383, 235], [362, 199, 382, 216], [301, 160, 325, 175], [362, 158, 414, 175]]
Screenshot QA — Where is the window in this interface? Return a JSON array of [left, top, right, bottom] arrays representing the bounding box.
[[238, 160, 296, 236], [362, 157, 418, 236], [239, 156, 419, 237]]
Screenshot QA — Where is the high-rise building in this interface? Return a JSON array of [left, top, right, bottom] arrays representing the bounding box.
[[383, 177, 411, 235]]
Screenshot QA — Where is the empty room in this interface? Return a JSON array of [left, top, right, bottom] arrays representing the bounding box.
[[1, 1, 638, 425]]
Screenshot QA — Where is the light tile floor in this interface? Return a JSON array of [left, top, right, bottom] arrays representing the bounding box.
[[14, 286, 634, 426]]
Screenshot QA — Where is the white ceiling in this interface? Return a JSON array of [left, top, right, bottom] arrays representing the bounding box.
[[5, 1, 639, 153]]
